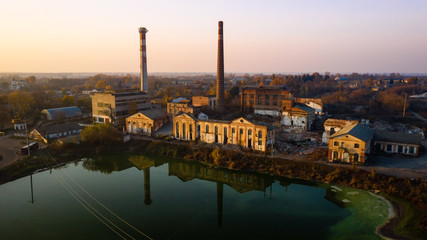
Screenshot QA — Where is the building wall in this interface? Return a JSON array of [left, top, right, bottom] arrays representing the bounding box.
[[92, 92, 151, 123], [173, 116, 274, 152], [254, 109, 281, 117], [173, 114, 197, 141], [126, 113, 168, 135], [167, 102, 194, 119], [241, 88, 292, 114], [192, 96, 216, 110], [328, 135, 369, 164], [281, 109, 314, 131], [374, 141, 419, 156]]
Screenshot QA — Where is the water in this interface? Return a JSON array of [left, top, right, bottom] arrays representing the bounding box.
[[0, 154, 390, 240]]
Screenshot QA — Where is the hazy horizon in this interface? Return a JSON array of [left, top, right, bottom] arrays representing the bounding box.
[[1, 0, 426, 73]]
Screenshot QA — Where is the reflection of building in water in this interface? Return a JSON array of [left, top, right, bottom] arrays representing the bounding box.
[[128, 156, 167, 205], [168, 161, 274, 227], [168, 161, 274, 194]]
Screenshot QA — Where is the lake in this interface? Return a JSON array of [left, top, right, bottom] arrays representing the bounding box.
[[0, 153, 391, 239]]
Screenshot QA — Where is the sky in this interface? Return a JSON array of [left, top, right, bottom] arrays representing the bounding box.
[[0, 0, 426, 74]]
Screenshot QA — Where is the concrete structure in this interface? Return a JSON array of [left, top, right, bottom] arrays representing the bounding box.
[[328, 124, 374, 165], [126, 109, 168, 135], [41, 106, 83, 121], [167, 98, 194, 119], [216, 21, 225, 114], [173, 113, 276, 152], [91, 89, 151, 123], [192, 95, 216, 110], [322, 119, 359, 144], [374, 130, 421, 156], [30, 122, 83, 143], [241, 85, 292, 116], [139, 27, 148, 92], [281, 99, 315, 131]]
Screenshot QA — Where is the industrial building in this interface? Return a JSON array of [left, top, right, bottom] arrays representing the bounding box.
[[41, 106, 83, 121], [241, 85, 292, 116], [126, 109, 169, 135], [173, 112, 276, 152], [281, 99, 315, 131], [91, 89, 151, 123]]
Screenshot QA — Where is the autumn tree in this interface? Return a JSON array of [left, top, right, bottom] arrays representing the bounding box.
[[7, 91, 36, 119], [61, 95, 75, 106], [80, 123, 121, 148], [95, 79, 107, 89], [365, 78, 374, 88]]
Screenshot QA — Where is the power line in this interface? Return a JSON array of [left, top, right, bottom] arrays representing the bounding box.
[[37, 151, 133, 240], [45, 151, 153, 240], [44, 151, 153, 239]]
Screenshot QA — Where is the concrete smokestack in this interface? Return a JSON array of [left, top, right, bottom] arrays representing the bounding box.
[[139, 27, 148, 92], [216, 21, 225, 114]]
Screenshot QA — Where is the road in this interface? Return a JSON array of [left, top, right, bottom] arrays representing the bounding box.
[[0, 136, 22, 169], [411, 111, 427, 123]]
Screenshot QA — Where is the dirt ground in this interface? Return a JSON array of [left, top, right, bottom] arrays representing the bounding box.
[[364, 153, 427, 179], [0, 135, 23, 169]]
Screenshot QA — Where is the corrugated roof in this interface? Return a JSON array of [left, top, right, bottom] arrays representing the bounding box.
[[374, 130, 422, 145], [330, 123, 374, 142], [34, 122, 82, 135], [294, 104, 315, 113], [42, 106, 82, 119]]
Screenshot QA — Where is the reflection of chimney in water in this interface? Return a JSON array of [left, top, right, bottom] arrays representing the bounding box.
[[144, 168, 152, 205], [217, 182, 223, 227]]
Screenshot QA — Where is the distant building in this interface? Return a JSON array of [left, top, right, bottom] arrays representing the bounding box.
[[82, 89, 103, 95], [12, 119, 26, 131], [41, 106, 83, 121], [10, 79, 28, 90], [173, 113, 276, 152], [167, 98, 194, 119], [192, 95, 216, 111], [281, 99, 315, 131], [241, 85, 292, 117], [91, 89, 151, 123], [328, 124, 374, 165], [30, 122, 83, 143], [126, 109, 169, 135], [322, 119, 359, 144]]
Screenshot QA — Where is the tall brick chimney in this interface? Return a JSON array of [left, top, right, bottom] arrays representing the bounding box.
[[216, 21, 225, 114], [139, 27, 148, 92]]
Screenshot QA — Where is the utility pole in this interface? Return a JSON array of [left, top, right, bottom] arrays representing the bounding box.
[[402, 92, 408, 117], [29, 174, 34, 204], [25, 118, 30, 156]]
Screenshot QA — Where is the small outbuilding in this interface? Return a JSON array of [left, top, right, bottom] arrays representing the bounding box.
[[30, 122, 83, 143]]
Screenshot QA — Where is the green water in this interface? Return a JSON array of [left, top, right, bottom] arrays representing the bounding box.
[[0, 154, 390, 239]]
